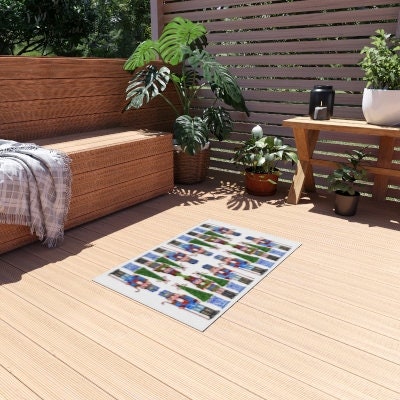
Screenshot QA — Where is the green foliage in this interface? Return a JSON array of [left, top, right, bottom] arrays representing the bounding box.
[[232, 125, 298, 174], [202, 106, 233, 141], [173, 115, 210, 155], [0, 0, 150, 57], [124, 40, 160, 68], [158, 17, 207, 65], [125, 65, 171, 111], [359, 29, 400, 90], [185, 48, 248, 113], [123, 17, 249, 155], [0, 1, 25, 54], [82, 0, 151, 58], [327, 149, 369, 196], [124, 17, 207, 70], [0, 0, 95, 56]]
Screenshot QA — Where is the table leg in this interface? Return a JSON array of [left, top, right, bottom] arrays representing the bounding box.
[[287, 128, 319, 204], [372, 136, 395, 201]]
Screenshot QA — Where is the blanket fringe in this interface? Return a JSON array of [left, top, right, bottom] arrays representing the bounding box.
[[55, 149, 73, 222], [0, 213, 31, 227], [42, 232, 64, 248]]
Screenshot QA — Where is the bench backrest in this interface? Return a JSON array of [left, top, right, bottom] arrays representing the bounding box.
[[0, 57, 178, 142]]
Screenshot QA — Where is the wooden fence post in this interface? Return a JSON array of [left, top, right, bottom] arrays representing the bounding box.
[[150, 0, 164, 40]]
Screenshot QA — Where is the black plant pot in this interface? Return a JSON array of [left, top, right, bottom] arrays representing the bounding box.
[[334, 191, 360, 216]]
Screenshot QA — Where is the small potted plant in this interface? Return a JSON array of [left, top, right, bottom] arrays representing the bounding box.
[[123, 17, 249, 183], [359, 29, 400, 126], [232, 125, 298, 196], [327, 149, 369, 216]]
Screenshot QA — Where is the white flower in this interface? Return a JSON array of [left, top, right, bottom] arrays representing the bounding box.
[[251, 125, 263, 139]]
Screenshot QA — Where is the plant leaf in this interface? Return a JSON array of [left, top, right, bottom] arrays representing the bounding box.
[[173, 115, 208, 155], [123, 40, 160, 70], [186, 49, 249, 115], [159, 17, 207, 65], [124, 65, 170, 110], [202, 106, 233, 141]]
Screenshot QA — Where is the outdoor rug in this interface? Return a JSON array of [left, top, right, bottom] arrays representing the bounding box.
[[94, 220, 301, 331]]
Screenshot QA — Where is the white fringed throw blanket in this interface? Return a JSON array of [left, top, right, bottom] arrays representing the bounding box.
[[0, 140, 72, 247]]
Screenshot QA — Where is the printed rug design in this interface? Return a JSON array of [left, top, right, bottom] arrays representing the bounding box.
[[94, 220, 301, 331]]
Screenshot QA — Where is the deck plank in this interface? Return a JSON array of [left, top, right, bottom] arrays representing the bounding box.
[[0, 319, 116, 400], [1, 172, 399, 400], [0, 284, 189, 400], [0, 365, 42, 400]]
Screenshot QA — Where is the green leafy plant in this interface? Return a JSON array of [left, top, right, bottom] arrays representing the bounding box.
[[327, 149, 369, 196], [123, 17, 249, 155], [232, 125, 298, 175], [359, 29, 400, 90]]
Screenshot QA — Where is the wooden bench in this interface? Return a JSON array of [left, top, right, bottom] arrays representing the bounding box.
[[0, 57, 179, 254], [282, 117, 400, 204]]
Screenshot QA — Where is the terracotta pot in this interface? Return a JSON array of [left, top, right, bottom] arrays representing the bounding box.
[[334, 191, 360, 216], [245, 170, 279, 196]]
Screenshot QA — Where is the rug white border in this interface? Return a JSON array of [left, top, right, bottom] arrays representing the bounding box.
[[94, 219, 301, 331]]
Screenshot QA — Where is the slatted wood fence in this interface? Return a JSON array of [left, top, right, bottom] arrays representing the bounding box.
[[151, 0, 400, 201]]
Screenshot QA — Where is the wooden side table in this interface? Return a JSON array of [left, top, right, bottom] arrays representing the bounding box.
[[282, 117, 400, 204]]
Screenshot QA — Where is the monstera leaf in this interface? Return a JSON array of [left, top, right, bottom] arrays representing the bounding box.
[[186, 49, 249, 115], [158, 17, 207, 65], [124, 40, 160, 71], [124, 65, 170, 111], [173, 115, 209, 155], [202, 106, 233, 141]]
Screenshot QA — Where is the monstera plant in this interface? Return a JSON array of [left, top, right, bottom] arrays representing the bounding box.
[[123, 17, 249, 156]]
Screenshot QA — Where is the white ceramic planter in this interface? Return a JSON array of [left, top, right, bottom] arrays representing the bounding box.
[[362, 88, 400, 126]]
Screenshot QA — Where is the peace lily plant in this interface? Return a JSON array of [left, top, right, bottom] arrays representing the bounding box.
[[232, 125, 298, 196], [233, 125, 298, 174]]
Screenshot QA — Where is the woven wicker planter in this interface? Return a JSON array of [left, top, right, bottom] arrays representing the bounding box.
[[173, 144, 211, 184]]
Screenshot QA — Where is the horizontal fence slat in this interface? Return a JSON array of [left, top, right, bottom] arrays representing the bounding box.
[[217, 53, 365, 66], [210, 39, 373, 55], [203, 8, 398, 31], [0, 56, 128, 79], [164, 0, 396, 17], [231, 67, 363, 80], [0, 78, 129, 102], [208, 22, 398, 43]]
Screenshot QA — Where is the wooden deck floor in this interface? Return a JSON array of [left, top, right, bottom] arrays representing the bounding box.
[[1, 171, 399, 400]]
